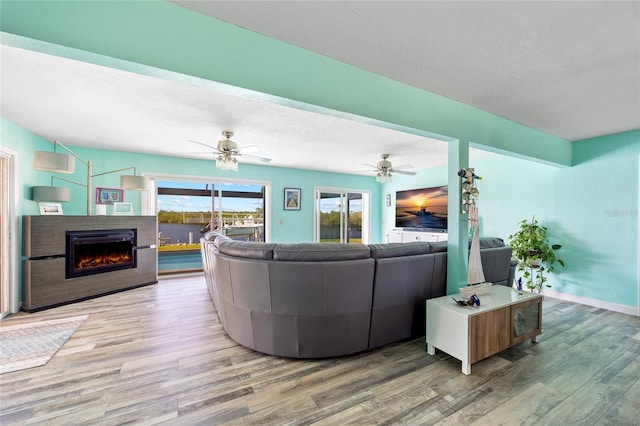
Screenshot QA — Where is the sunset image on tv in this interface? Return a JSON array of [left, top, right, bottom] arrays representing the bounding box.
[[395, 186, 448, 230]]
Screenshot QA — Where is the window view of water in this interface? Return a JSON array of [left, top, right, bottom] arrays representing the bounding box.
[[157, 180, 265, 273]]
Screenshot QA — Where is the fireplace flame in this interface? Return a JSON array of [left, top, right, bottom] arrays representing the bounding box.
[[76, 251, 132, 270]]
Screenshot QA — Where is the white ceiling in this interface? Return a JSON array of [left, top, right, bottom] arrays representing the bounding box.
[[1, 1, 639, 176]]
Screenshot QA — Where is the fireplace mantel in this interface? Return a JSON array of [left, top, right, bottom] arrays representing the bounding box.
[[22, 215, 157, 312]]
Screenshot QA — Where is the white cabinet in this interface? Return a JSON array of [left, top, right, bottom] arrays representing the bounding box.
[[386, 229, 447, 243], [426, 286, 542, 375]]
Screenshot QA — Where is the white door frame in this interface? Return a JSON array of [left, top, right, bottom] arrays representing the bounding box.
[[0, 148, 19, 317]]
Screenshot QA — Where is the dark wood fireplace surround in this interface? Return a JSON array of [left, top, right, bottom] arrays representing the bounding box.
[[22, 216, 157, 312]]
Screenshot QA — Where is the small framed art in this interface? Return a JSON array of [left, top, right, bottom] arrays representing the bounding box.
[[96, 187, 124, 204], [112, 202, 133, 215], [284, 188, 301, 210], [39, 202, 63, 215]]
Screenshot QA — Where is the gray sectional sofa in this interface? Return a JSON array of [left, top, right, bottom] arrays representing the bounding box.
[[201, 232, 514, 358]]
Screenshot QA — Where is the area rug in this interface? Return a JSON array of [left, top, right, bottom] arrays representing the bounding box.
[[0, 315, 88, 374]]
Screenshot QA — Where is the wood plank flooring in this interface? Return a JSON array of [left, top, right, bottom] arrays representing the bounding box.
[[1, 274, 638, 425]]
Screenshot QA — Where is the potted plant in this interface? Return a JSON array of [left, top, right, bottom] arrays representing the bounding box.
[[508, 216, 564, 292]]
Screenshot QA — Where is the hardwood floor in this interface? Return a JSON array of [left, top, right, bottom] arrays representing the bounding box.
[[1, 274, 638, 425]]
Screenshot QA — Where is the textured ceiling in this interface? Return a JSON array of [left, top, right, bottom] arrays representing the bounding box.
[[174, 0, 640, 141], [1, 45, 469, 175]]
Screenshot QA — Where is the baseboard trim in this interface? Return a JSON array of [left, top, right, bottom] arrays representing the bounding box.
[[543, 289, 640, 317]]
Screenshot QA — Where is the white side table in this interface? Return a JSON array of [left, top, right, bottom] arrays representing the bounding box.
[[426, 285, 542, 375]]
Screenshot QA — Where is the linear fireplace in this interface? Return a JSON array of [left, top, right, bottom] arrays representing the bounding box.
[[23, 216, 157, 312], [66, 229, 137, 278]]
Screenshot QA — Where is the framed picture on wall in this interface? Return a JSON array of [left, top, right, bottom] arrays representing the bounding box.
[[39, 202, 63, 215], [112, 202, 133, 215], [284, 188, 301, 210], [96, 187, 124, 204]]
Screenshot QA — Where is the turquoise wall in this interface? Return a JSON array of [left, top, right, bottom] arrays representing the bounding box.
[[382, 132, 639, 310], [557, 131, 639, 305]]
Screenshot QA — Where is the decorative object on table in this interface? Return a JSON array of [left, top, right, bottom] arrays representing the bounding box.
[[112, 202, 133, 215], [508, 216, 565, 292], [96, 187, 124, 204], [38, 202, 63, 215], [452, 293, 481, 307], [0, 315, 88, 374], [284, 188, 301, 210], [31, 139, 148, 215], [460, 282, 492, 298]]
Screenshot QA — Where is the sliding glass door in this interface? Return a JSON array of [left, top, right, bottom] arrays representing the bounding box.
[[154, 178, 267, 274], [314, 187, 369, 244]]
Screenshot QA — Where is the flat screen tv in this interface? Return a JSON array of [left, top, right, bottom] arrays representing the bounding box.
[[395, 185, 448, 231]]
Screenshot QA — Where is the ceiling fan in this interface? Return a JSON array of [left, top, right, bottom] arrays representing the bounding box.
[[191, 131, 272, 171], [364, 153, 416, 182]]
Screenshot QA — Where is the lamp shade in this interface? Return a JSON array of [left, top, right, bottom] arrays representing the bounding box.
[[120, 175, 148, 190], [32, 186, 71, 202], [33, 151, 75, 174]]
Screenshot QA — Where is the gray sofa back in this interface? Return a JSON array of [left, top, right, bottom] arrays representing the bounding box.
[[214, 249, 375, 358], [368, 242, 447, 349], [201, 233, 513, 358]]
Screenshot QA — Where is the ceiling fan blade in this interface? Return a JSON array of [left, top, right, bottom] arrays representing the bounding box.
[[363, 163, 378, 169], [392, 169, 417, 176], [392, 164, 414, 170], [190, 140, 216, 150], [238, 145, 261, 153], [240, 153, 272, 163]]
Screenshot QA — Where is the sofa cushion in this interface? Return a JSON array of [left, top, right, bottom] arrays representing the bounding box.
[[273, 243, 371, 261], [368, 242, 431, 259], [429, 242, 448, 253], [217, 241, 276, 259], [429, 237, 506, 253], [213, 234, 232, 249], [203, 231, 223, 241], [477, 237, 506, 249]]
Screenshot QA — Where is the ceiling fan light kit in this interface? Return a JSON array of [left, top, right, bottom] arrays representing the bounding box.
[[216, 154, 239, 171], [368, 153, 416, 183], [376, 170, 393, 183], [193, 131, 271, 172]]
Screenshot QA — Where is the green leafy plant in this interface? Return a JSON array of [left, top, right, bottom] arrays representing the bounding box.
[[508, 217, 565, 292]]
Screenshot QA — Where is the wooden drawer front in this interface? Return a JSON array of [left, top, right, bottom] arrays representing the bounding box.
[[511, 298, 542, 345], [469, 307, 511, 364], [23, 248, 157, 311]]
